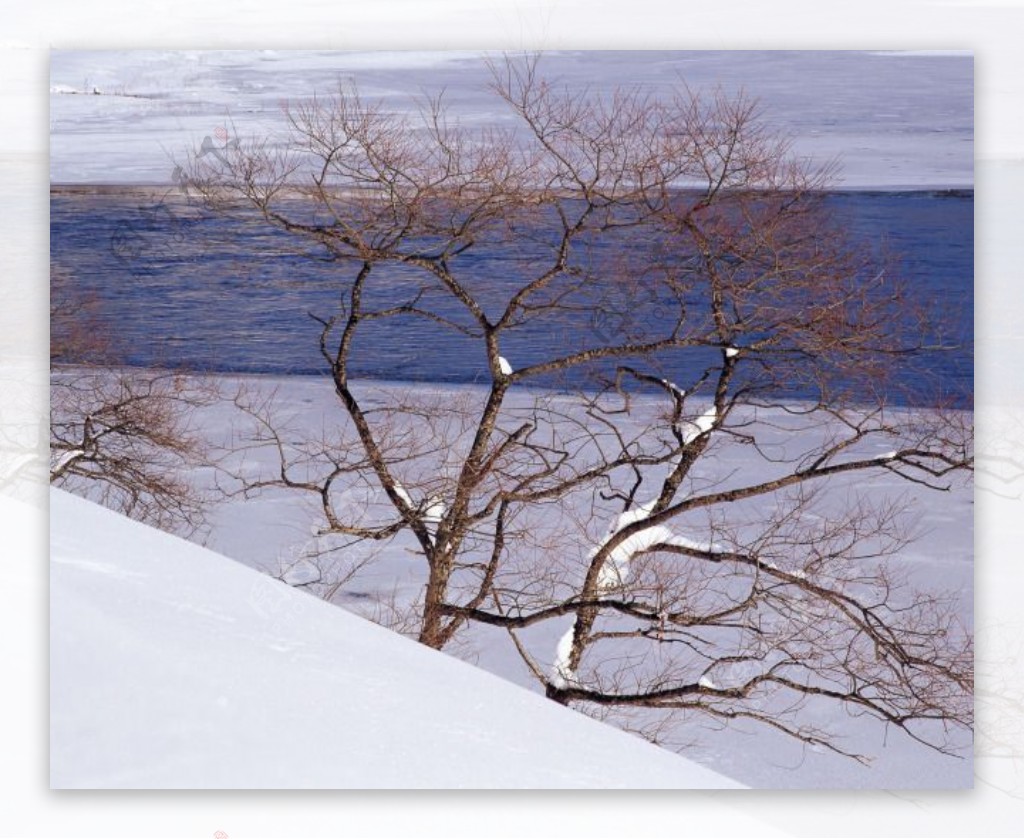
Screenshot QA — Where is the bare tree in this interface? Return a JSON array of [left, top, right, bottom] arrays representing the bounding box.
[[50, 264, 217, 535], [186, 56, 973, 760]]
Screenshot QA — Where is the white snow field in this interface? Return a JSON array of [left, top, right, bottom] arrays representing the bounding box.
[[48, 368, 974, 789], [50, 487, 747, 790], [49, 50, 972, 189]]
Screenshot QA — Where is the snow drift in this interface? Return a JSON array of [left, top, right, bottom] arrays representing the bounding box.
[[49, 488, 743, 789]]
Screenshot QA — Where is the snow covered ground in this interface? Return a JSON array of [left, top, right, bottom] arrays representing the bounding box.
[[51, 486, 752, 790], [50, 371, 974, 790], [49, 50, 972, 189]]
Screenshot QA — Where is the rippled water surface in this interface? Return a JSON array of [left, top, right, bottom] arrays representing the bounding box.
[[51, 189, 973, 406]]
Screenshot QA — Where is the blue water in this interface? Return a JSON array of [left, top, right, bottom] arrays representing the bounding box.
[[50, 189, 973, 407]]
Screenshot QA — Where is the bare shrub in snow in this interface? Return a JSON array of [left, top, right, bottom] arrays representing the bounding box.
[[50, 264, 217, 535]]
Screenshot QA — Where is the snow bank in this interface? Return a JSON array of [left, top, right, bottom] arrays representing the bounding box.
[[50, 488, 743, 790]]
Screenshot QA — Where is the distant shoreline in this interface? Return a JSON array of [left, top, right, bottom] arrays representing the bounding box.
[[49, 183, 975, 199]]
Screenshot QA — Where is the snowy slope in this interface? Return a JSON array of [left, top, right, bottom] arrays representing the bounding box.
[[49, 487, 745, 790]]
